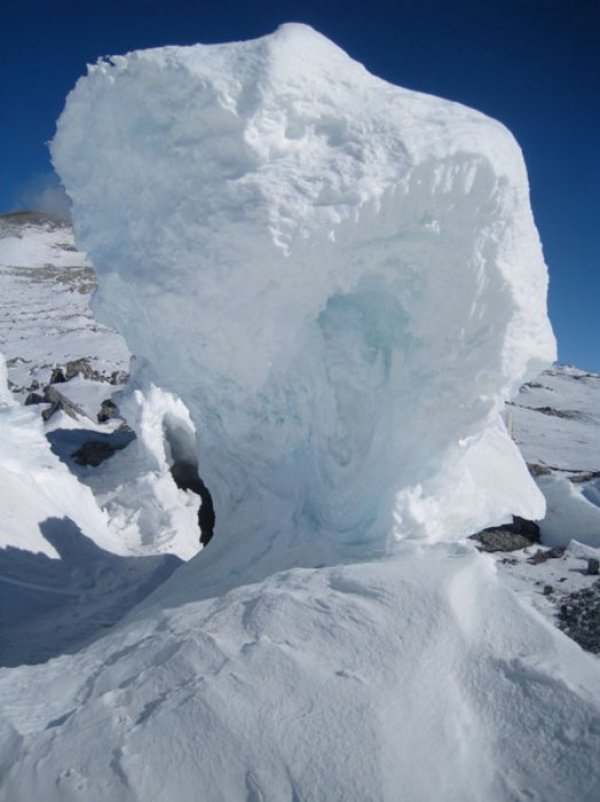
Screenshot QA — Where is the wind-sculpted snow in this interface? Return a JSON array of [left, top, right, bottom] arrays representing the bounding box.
[[52, 24, 555, 575], [1, 544, 599, 802]]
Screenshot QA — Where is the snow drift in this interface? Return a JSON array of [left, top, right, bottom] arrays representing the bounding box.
[[1, 542, 600, 802], [52, 24, 555, 567]]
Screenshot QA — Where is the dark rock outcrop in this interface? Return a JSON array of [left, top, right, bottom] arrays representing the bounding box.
[[469, 516, 540, 553], [72, 440, 124, 467], [587, 558, 600, 576], [65, 358, 104, 382], [558, 580, 600, 653], [97, 398, 118, 423], [41, 385, 87, 422], [24, 392, 45, 406], [527, 547, 566, 565]]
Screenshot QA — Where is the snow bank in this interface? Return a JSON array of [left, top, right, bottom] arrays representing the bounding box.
[[1, 543, 599, 802], [52, 24, 554, 568], [538, 474, 600, 548]]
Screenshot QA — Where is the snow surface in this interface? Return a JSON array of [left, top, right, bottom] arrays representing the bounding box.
[[52, 23, 555, 572], [1, 544, 600, 802]]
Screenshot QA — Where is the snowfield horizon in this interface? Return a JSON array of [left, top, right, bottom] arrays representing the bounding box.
[[1, 24, 599, 802]]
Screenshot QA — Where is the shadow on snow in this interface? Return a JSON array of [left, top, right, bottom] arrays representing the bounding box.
[[0, 517, 182, 668]]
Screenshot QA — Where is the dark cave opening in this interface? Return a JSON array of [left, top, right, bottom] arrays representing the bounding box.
[[162, 416, 215, 547]]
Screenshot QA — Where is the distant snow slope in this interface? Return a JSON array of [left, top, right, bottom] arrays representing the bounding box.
[[52, 23, 555, 577], [512, 365, 600, 475], [0, 211, 129, 390], [512, 365, 600, 547]]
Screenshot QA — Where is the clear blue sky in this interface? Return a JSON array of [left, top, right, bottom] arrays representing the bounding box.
[[1, 0, 598, 370]]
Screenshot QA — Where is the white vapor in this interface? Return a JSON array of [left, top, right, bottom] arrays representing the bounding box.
[[14, 171, 71, 221]]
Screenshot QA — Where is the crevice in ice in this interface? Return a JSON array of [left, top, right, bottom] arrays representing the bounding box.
[[162, 414, 215, 546]]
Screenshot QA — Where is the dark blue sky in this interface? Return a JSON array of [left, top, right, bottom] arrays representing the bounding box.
[[2, 1, 598, 370]]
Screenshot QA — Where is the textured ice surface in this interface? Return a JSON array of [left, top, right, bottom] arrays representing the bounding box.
[[52, 24, 555, 574]]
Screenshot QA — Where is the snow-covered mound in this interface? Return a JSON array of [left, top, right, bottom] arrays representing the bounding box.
[[52, 24, 555, 573], [1, 543, 599, 802]]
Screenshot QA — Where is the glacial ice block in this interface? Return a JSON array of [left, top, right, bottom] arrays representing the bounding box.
[[52, 24, 555, 566]]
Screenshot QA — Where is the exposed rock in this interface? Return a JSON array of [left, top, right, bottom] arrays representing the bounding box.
[[0, 210, 67, 229], [533, 406, 583, 420], [41, 402, 61, 422], [557, 580, 600, 653], [469, 516, 540, 553], [471, 530, 533, 552], [24, 392, 45, 406], [72, 440, 124, 467], [49, 367, 66, 384], [527, 546, 566, 565], [97, 398, 118, 423], [512, 517, 541, 539], [110, 370, 129, 385], [42, 385, 88, 422], [586, 558, 600, 576], [65, 358, 105, 382], [527, 462, 553, 477]]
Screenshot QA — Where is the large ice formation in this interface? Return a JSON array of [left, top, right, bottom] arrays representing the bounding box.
[[52, 24, 555, 573]]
